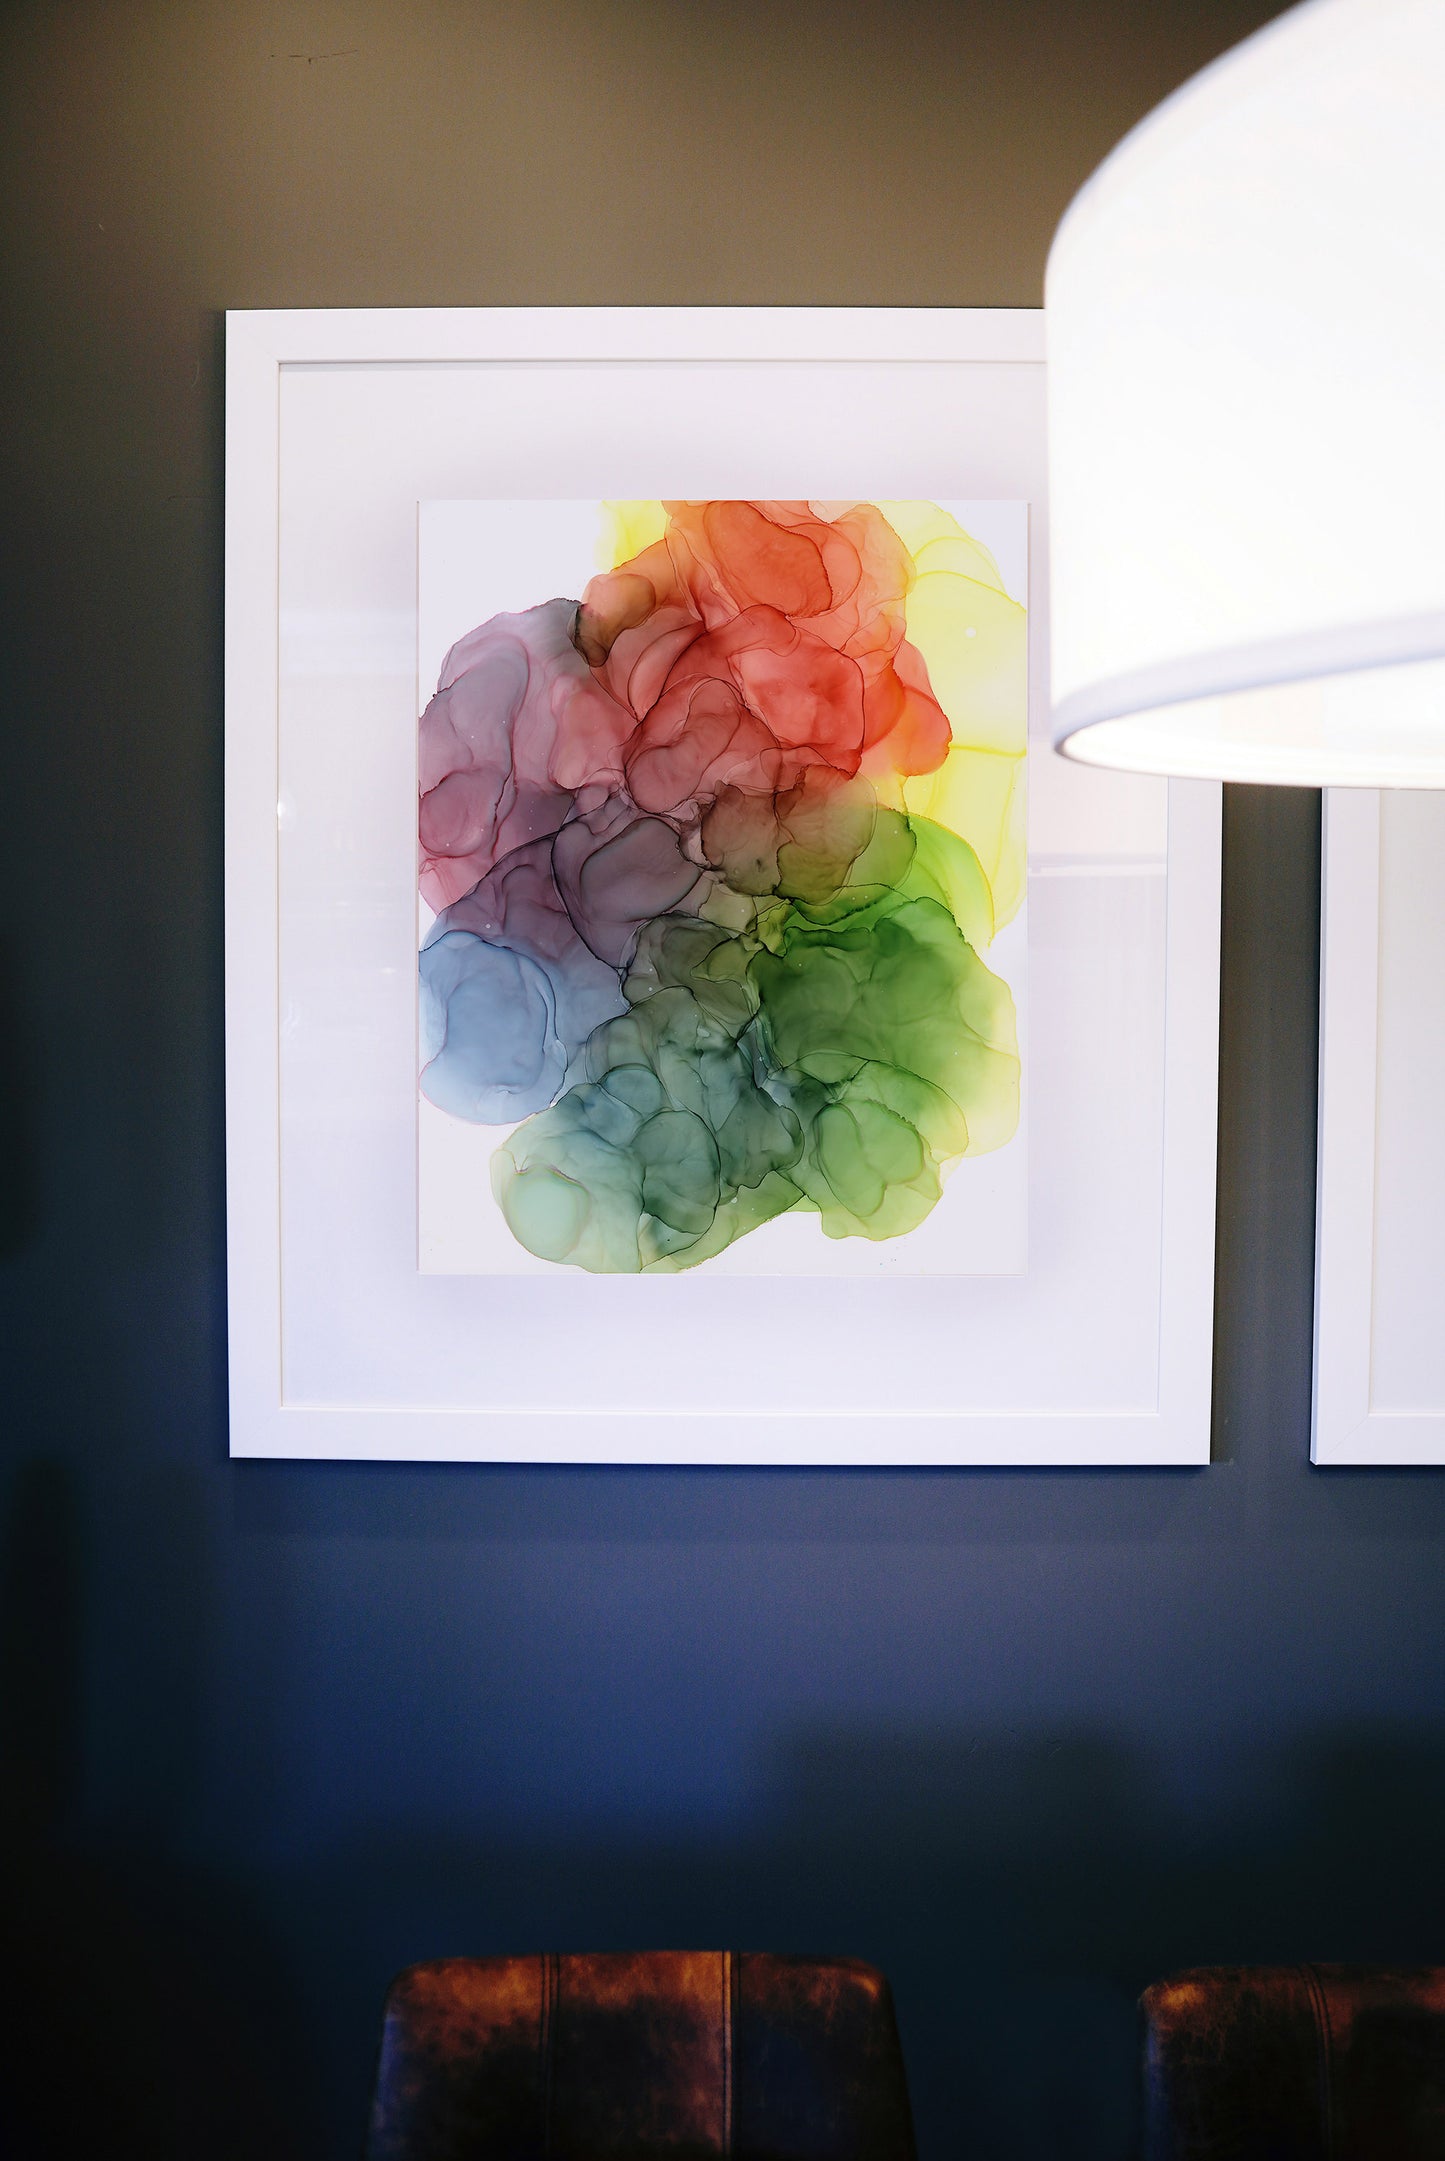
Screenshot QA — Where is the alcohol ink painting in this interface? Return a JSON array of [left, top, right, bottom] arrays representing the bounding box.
[[416, 498, 1028, 1277]]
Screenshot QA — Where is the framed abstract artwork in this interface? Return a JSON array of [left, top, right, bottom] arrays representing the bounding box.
[[1315, 790, 1445, 1463], [225, 307, 1222, 1462]]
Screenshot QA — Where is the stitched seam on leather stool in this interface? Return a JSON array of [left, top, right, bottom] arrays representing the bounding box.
[[541, 1952, 558, 2161], [1303, 1965, 1336, 2161], [721, 1951, 733, 2159]]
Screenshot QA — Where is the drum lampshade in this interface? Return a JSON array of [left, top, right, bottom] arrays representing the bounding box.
[[1046, 0, 1445, 785]]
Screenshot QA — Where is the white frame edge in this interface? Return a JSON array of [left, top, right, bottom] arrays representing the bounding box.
[[225, 306, 1219, 1465], [225, 311, 286, 1462]]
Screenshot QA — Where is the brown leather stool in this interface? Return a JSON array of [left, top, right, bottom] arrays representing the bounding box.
[[1141, 1964, 1445, 2160], [366, 1951, 916, 2161]]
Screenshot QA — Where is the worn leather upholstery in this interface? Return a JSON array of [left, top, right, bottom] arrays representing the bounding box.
[[1141, 1965, 1445, 2161], [366, 1951, 916, 2161]]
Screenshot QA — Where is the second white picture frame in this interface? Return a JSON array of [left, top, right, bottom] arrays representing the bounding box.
[[1316, 788, 1445, 1464]]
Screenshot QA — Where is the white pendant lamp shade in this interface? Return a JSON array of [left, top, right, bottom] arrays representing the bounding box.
[[1046, 0, 1445, 785]]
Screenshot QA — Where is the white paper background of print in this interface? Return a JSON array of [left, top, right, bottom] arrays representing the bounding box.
[[414, 499, 1028, 1278]]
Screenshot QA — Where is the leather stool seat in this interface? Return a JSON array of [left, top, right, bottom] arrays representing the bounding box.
[[1142, 1964, 1445, 2161], [366, 1951, 916, 2161]]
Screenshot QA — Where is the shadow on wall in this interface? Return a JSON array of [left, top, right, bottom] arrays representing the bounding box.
[[255, 1720, 1445, 2161], [0, 937, 39, 1261], [0, 1459, 320, 2161], [4, 1452, 1445, 2161]]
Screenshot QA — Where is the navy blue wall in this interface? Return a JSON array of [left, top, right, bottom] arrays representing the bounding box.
[[5, 5, 1444, 2158]]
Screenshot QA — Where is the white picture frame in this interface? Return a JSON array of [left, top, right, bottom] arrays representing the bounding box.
[[226, 306, 1222, 1464], [1315, 789, 1445, 1463]]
